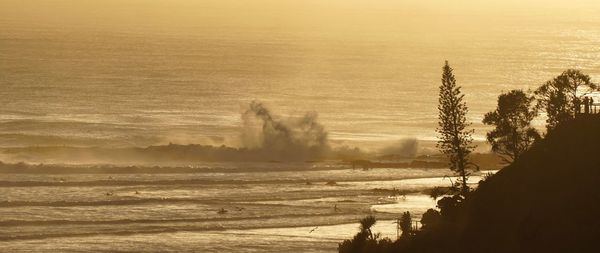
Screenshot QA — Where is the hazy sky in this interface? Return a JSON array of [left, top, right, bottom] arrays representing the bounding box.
[[3, 0, 600, 30]]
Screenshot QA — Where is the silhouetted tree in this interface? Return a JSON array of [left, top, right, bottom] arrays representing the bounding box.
[[338, 216, 395, 253], [359, 215, 378, 239], [483, 90, 540, 163], [429, 186, 447, 200], [420, 209, 441, 230], [534, 69, 598, 131], [437, 195, 464, 222], [436, 61, 476, 196], [400, 211, 412, 236], [338, 216, 377, 253]]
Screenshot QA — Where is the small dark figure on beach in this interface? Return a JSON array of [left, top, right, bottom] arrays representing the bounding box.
[[584, 97, 590, 114], [590, 97, 595, 113]]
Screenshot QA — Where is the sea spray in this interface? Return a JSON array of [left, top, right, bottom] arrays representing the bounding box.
[[379, 138, 419, 158], [241, 101, 330, 161]]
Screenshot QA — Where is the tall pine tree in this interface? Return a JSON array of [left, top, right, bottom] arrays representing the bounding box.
[[436, 61, 476, 196]]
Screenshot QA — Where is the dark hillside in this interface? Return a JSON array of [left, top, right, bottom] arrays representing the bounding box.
[[462, 115, 600, 253]]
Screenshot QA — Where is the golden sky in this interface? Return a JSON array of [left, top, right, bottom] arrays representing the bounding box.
[[2, 0, 600, 32]]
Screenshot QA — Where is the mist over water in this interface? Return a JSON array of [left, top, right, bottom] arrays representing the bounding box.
[[379, 138, 419, 158], [241, 101, 330, 161]]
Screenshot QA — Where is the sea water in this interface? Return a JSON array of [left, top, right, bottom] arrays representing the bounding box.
[[0, 164, 489, 252]]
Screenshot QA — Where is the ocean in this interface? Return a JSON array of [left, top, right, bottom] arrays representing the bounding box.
[[1, 0, 599, 151], [0, 163, 490, 252]]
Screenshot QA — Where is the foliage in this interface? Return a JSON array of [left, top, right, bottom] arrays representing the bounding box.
[[400, 211, 412, 236], [436, 61, 477, 196], [483, 90, 540, 163], [338, 216, 395, 253], [436, 195, 466, 223], [420, 209, 441, 230], [534, 69, 597, 131], [428, 186, 448, 200], [360, 215, 377, 237]]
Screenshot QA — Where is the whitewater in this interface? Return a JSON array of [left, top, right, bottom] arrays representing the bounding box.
[[0, 162, 491, 252]]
